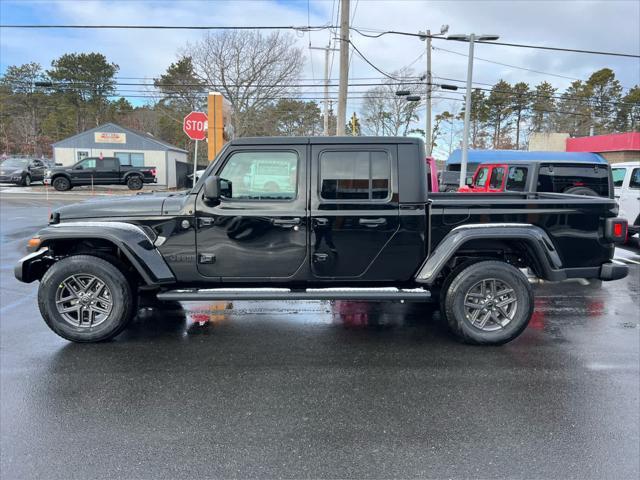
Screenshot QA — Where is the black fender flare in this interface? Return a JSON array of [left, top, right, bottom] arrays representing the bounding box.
[[50, 172, 71, 182], [123, 171, 143, 182], [415, 223, 563, 284], [17, 221, 175, 285]]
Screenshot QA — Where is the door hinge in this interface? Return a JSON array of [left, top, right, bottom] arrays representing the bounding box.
[[198, 253, 216, 264]]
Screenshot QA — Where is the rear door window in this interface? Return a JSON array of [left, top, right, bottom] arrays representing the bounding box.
[[320, 150, 390, 201], [489, 167, 505, 189], [506, 167, 528, 192]]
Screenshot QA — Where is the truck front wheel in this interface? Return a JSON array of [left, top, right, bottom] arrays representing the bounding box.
[[37, 255, 136, 342], [52, 176, 71, 191], [442, 260, 533, 345]]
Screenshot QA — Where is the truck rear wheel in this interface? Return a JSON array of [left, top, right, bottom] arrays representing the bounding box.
[[38, 255, 136, 342], [126, 175, 143, 190], [442, 260, 533, 345]]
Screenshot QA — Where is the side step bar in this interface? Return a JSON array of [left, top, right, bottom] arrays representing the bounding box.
[[157, 287, 433, 302]]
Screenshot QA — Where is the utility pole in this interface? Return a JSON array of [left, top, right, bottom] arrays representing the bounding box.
[[310, 44, 339, 135], [425, 29, 432, 156], [336, 0, 349, 135]]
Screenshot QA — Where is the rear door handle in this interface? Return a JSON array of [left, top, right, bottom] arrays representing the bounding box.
[[272, 217, 301, 227], [359, 217, 387, 227]]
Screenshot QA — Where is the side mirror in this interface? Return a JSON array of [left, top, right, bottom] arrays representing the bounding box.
[[465, 176, 473, 186], [203, 175, 221, 202], [75, 165, 83, 170]]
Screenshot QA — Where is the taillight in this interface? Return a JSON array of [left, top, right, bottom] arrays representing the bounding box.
[[605, 218, 627, 243], [150, 168, 157, 177]]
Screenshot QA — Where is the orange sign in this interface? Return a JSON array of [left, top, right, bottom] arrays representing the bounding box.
[[94, 132, 127, 144]]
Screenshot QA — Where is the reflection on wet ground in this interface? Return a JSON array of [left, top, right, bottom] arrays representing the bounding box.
[[126, 273, 637, 345]]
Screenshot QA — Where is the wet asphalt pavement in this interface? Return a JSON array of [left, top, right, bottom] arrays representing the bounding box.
[[1, 192, 639, 479]]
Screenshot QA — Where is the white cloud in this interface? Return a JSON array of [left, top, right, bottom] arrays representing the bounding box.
[[1, 0, 638, 134]]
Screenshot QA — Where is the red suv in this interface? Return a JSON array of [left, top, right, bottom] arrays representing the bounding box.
[[458, 162, 611, 197]]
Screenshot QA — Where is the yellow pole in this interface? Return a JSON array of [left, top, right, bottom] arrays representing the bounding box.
[[207, 92, 225, 162]]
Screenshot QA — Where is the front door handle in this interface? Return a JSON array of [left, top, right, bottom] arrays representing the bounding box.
[[359, 217, 387, 227], [272, 217, 301, 227]]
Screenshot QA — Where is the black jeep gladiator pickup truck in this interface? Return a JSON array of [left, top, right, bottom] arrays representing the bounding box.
[[15, 137, 629, 345], [46, 156, 157, 191]]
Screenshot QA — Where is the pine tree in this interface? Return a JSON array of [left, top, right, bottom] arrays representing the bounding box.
[[586, 68, 622, 133], [530, 81, 556, 133], [511, 82, 531, 149]]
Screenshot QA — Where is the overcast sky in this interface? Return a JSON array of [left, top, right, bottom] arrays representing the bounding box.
[[1, 0, 639, 153]]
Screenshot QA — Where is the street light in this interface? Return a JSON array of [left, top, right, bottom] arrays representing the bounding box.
[[447, 33, 500, 188]]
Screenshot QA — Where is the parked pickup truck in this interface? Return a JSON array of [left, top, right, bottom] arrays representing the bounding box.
[[458, 161, 612, 197], [45, 156, 157, 191], [15, 137, 628, 345]]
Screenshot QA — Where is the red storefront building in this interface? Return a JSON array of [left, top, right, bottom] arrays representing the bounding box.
[[566, 132, 640, 164]]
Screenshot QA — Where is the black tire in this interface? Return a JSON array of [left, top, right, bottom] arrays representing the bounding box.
[[442, 260, 533, 345], [126, 175, 143, 190], [563, 186, 598, 196], [21, 174, 31, 187], [52, 176, 71, 191], [38, 255, 136, 342]]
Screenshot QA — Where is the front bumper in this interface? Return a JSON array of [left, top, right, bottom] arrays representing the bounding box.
[[0, 175, 22, 184], [14, 248, 50, 283]]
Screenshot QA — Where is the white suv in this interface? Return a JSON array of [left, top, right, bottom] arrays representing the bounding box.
[[611, 161, 640, 238]]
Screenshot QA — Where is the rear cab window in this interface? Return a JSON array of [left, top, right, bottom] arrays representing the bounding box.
[[537, 163, 610, 197]]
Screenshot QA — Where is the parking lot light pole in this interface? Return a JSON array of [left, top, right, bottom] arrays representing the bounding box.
[[447, 33, 499, 188]]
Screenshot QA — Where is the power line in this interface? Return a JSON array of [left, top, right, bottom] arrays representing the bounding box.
[[349, 26, 640, 58], [3, 22, 638, 57], [0, 24, 335, 31]]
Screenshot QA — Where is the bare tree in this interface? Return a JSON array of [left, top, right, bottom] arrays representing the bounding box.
[[185, 31, 305, 137], [361, 70, 422, 136]]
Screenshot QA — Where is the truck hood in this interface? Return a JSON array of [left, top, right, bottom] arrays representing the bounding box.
[[54, 192, 188, 221]]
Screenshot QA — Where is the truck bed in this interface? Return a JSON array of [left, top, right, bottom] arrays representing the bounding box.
[[428, 192, 618, 269]]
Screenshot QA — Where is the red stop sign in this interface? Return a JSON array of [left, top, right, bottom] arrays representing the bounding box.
[[183, 111, 208, 140]]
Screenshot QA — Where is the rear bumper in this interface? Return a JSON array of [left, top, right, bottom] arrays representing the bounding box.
[[546, 262, 628, 282]]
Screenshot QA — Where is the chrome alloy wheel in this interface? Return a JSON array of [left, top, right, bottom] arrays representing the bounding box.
[[55, 274, 113, 328], [463, 278, 518, 331]]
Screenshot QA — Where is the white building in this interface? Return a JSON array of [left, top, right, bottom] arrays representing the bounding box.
[[52, 123, 190, 188]]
